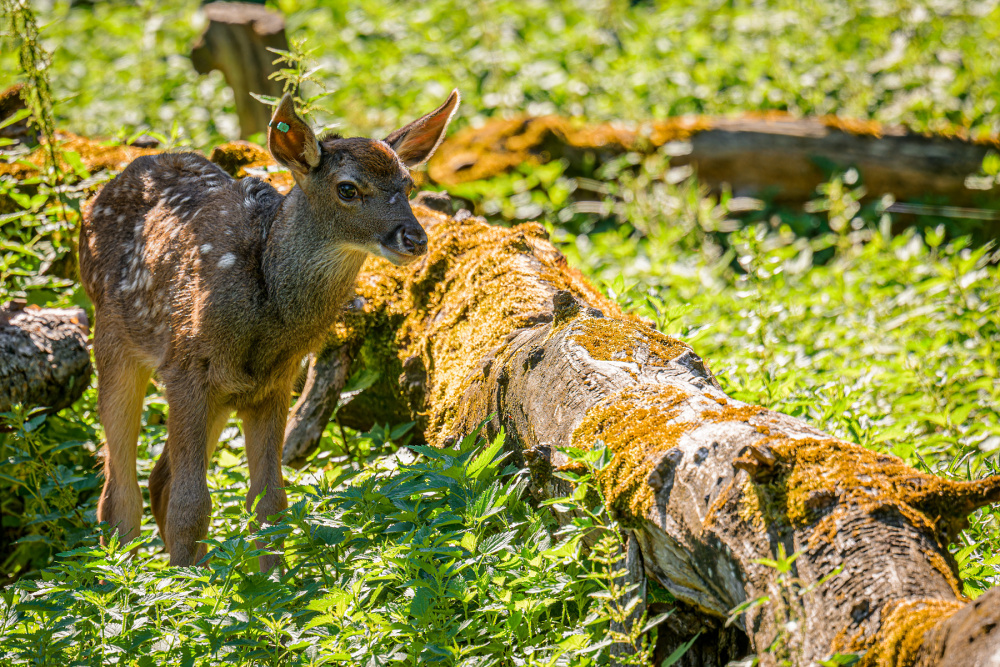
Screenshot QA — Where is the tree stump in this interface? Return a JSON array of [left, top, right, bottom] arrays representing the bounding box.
[[190, 2, 289, 139], [285, 205, 1000, 665], [0, 302, 91, 414]]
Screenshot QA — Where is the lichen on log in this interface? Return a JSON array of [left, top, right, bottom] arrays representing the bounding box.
[[297, 206, 1000, 665]]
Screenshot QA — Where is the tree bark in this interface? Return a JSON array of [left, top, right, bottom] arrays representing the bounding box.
[[0, 302, 91, 414], [287, 206, 1000, 665], [190, 2, 289, 139]]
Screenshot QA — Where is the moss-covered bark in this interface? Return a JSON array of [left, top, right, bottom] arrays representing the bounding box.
[[298, 207, 1000, 666]]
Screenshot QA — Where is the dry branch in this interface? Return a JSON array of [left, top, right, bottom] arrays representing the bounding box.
[[0, 302, 91, 413], [287, 206, 1000, 665]]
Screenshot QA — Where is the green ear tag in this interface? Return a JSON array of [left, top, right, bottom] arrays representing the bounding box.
[[276, 121, 290, 133]]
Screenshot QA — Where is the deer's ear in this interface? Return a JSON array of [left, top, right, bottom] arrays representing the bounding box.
[[385, 89, 460, 167], [268, 94, 321, 175]]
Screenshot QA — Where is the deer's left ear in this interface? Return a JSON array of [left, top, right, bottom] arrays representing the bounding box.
[[268, 94, 321, 175], [385, 89, 460, 167]]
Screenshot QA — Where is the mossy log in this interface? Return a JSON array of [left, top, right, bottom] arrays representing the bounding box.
[[428, 114, 1000, 210], [287, 207, 1000, 665], [0, 303, 91, 414]]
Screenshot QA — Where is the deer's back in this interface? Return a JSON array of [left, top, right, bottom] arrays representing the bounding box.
[[80, 152, 283, 383]]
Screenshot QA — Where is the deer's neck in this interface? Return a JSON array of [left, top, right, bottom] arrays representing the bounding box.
[[262, 188, 367, 337]]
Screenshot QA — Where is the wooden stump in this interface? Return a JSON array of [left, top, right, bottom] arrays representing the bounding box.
[[0, 302, 91, 414], [190, 2, 289, 139]]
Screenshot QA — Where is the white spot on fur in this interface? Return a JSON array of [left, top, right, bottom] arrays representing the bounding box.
[[117, 214, 126, 223], [200, 243, 213, 254], [389, 193, 398, 204], [218, 253, 236, 269]]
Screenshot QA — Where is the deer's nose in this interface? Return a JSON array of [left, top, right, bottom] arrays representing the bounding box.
[[400, 226, 427, 255]]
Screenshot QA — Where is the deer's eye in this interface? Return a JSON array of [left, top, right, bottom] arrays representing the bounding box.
[[337, 183, 358, 201]]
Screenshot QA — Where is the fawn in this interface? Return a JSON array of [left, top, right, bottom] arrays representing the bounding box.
[[79, 90, 459, 570]]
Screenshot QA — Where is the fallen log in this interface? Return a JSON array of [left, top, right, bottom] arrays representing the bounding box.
[[428, 114, 1000, 212], [286, 206, 1000, 665], [0, 302, 91, 414]]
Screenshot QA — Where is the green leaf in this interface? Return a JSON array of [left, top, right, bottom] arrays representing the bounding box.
[[661, 631, 701, 666]]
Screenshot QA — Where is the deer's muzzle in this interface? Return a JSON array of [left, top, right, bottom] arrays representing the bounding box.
[[379, 220, 427, 266]]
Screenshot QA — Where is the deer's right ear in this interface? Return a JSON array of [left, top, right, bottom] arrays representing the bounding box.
[[268, 94, 321, 175]]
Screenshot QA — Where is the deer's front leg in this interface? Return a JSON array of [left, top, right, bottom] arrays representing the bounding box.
[[239, 391, 291, 573], [163, 381, 226, 566]]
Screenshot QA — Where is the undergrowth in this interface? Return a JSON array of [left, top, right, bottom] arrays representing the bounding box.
[[0, 425, 666, 665], [6, 0, 1000, 147]]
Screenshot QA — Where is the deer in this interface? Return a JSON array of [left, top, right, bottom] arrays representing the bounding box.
[[79, 90, 460, 570]]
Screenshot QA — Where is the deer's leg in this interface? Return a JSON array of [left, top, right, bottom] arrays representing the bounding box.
[[162, 380, 227, 566], [95, 340, 152, 549], [149, 408, 228, 554], [148, 444, 171, 547], [239, 390, 291, 572]]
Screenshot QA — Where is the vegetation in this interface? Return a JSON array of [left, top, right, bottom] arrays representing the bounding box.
[[1, 0, 998, 664]]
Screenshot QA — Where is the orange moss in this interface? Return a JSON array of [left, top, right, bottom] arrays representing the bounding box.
[[571, 387, 775, 516], [570, 316, 690, 366], [570, 385, 693, 515], [821, 115, 886, 138], [326, 208, 624, 443], [850, 598, 963, 667], [208, 140, 294, 193], [0, 130, 160, 180], [428, 115, 712, 186], [767, 437, 994, 537]]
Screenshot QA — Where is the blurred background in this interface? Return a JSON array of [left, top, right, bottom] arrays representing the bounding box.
[[8, 0, 1000, 147]]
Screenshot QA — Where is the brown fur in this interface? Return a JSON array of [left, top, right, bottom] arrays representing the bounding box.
[[80, 91, 460, 569]]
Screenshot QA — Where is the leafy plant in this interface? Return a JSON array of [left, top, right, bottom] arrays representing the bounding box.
[[0, 422, 683, 665]]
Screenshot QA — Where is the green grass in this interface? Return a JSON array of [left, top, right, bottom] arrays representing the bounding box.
[[6, 0, 1000, 148]]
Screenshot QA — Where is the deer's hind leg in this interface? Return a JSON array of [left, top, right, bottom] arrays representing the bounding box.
[[95, 337, 152, 549], [160, 377, 229, 566], [149, 407, 229, 556]]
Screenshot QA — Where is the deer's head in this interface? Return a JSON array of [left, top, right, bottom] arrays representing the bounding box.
[[267, 90, 460, 265]]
